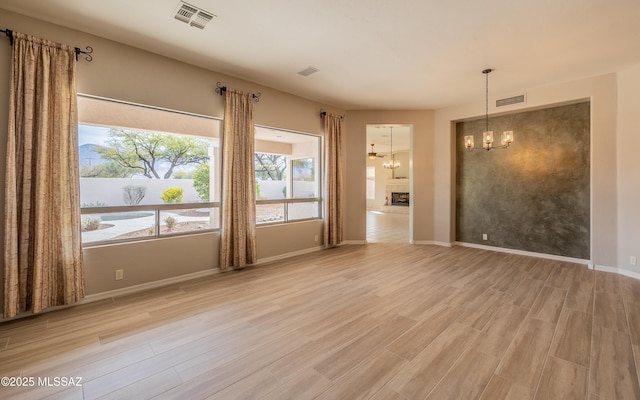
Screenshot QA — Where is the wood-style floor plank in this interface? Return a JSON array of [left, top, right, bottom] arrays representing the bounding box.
[[528, 286, 566, 324], [625, 300, 640, 346], [93, 367, 183, 400], [496, 318, 556, 389], [314, 315, 415, 381], [425, 348, 500, 400], [386, 322, 480, 400], [385, 304, 463, 360], [472, 303, 528, 357], [534, 356, 588, 400], [593, 291, 628, 332], [259, 368, 332, 400], [595, 271, 625, 294], [508, 278, 545, 309], [551, 308, 592, 367], [565, 280, 594, 313], [589, 325, 640, 399], [315, 350, 406, 400], [479, 375, 534, 400]]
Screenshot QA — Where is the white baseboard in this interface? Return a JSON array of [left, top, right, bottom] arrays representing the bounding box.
[[593, 264, 617, 273], [410, 240, 452, 247], [342, 240, 368, 245], [84, 268, 221, 303], [618, 268, 640, 280], [594, 264, 640, 280], [454, 241, 591, 265], [257, 246, 324, 264], [432, 241, 454, 247]]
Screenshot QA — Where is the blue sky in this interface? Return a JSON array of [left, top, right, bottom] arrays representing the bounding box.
[[78, 124, 109, 146]]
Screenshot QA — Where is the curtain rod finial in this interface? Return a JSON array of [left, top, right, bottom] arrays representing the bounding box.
[[215, 81, 226, 96]]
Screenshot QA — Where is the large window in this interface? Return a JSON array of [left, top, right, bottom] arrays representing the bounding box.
[[254, 126, 321, 224], [78, 96, 221, 245]]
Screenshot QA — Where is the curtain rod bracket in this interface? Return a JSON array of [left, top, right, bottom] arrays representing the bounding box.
[[74, 46, 93, 62], [320, 110, 344, 120], [215, 81, 261, 102], [1, 28, 13, 45]]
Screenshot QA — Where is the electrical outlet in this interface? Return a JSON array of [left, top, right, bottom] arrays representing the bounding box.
[[115, 269, 124, 280], [631, 256, 637, 266], [482, 233, 488, 241], [314, 235, 319, 242]]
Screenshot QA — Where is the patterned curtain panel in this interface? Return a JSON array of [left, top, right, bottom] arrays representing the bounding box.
[[323, 113, 344, 247], [219, 90, 257, 270], [4, 32, 85, 318]]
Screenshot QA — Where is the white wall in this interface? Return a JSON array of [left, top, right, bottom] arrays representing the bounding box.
[[80, 178, 201, 206], [617, 63, 640, 274]]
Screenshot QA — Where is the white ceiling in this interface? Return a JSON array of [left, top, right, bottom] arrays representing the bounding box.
[[367, 125, 411, 154], [1, 0, 640, 111]]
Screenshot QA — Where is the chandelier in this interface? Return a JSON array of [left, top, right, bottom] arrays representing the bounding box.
[[465, 69, 514, 151], [382, 127, 400, 169]]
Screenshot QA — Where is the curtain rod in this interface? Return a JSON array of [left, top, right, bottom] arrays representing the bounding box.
[[215, 82, 261, 102], [1, 28, 93, 62], [320, 110, 345, 120]]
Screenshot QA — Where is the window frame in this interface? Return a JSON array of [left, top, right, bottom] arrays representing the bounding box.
[[78, 94, 222, 246], [81, 202, 221, 246], [254, 125, 323, 226]]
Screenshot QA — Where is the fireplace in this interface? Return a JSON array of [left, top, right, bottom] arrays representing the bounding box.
[[391, 192, 409, 206]]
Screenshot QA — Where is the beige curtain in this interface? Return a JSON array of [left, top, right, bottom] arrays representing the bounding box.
[[219, 90, 257, 270], [4, 32, 84, 318], [323, 113, 344, 247]]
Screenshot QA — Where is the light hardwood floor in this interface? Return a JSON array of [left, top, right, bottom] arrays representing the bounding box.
[[1, 243, 640, 399]]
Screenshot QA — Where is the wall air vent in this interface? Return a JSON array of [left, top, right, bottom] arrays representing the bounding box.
[[298, 66, 319, 76], [174, 1, 216, 29], [496, 94, 526, 107]]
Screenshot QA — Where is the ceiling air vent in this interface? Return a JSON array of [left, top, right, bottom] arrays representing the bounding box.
[[174, 1, 216, 29], [496, 94, 526, 107], [175, 3, 198, 23], [298, 66, 319, 77], [190, 11, 214, 29]]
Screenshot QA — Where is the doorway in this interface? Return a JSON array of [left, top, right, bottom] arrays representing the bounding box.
[[365, 124, 412, 243]]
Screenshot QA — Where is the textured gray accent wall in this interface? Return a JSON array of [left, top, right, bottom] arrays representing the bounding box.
[[456, 102, 590, 259]]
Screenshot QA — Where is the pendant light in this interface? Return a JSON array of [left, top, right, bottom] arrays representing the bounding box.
[[382, 127, 400, 170], [464, 69, 514, 151]]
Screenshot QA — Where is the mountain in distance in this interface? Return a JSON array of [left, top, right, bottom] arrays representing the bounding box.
[[78, 143, 108, 168]]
